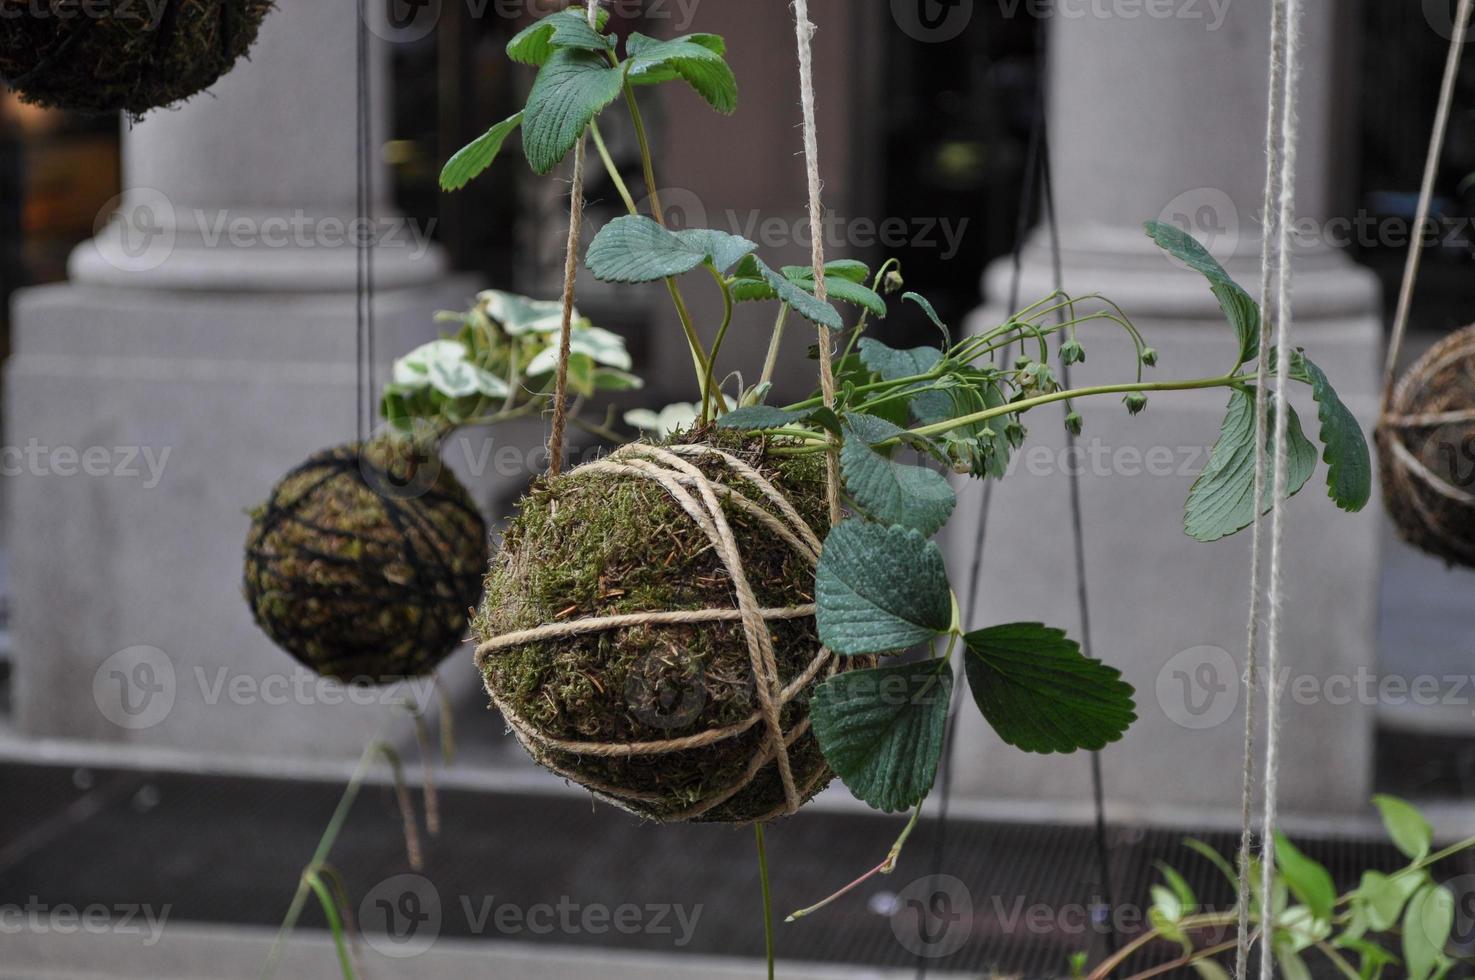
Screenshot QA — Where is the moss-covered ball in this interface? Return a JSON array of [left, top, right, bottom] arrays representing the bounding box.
[[0, 0, 273, 116], [1378, 325, 1475, 569], [476, 435, 849, 824], [245, 440, 488, 685]]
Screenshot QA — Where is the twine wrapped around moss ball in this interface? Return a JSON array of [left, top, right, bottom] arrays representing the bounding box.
[[1377, 325, 1475, 569], [475, 438, 854, 825], [0, 0, 273, 116], [245, 440, 488, 685]]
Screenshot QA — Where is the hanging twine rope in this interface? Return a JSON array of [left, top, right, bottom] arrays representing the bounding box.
[[1381, 0, 1474, 410], [545, 0, 603, 478], [1234, 0, 1291, 972], [1252, 0, 1305, 976], [791, 0, 843, 527], [1374, 0, 1475, 570], [475, 443, 841, 822]]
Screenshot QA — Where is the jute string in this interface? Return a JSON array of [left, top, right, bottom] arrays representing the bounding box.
[[545, 0, 603, 478], [1234, 0, 1290, 972], [1255, 0, 1305, 976], [476, 444, 841, 822], [791, 0, 843, 527]]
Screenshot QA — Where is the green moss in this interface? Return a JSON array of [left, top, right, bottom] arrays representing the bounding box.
[[476, 432, 849, 823], [0, 0, 273, 117], [244, 440, 488, 685]]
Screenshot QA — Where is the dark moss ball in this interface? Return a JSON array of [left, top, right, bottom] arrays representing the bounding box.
[[476, 436, 848, 824], [0, 0, 273, 116], [1379, 325, 1475, 569], [245, 440, 488, 685]]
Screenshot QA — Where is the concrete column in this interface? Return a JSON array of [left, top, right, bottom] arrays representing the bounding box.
[[946, 0, 1383, 820], [5, 0, 485, 760]]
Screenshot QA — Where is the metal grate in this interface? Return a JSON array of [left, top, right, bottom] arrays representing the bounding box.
[[0, 762, 1470, 978]]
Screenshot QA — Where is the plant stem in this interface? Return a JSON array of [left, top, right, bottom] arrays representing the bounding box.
[[591, 84, 722, 411], [787, 802, 926, 922], [262, 740, 381, 979], [758, 304, 791, 395], [755, 823, 776, 980], [702, 265, 735, 423], [902, 376, 1243, 445], [303, 870, 356, 980], [589, 120, 638, 214]]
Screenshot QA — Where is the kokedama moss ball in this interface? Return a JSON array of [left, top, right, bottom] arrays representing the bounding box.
[[0, 0, 273, 116], [1377, 325, 1475, 569], [245, 440, 488, 685], [476, 434, 850, 824]]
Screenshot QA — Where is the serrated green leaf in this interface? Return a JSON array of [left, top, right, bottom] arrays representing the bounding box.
[[730, 269, 883, 316], [586, 215, 756, 283], [750, 258, 842, 329], [782, 260, 870, 284], [625, 32, 737, 114], [840, 430, 956, 536], [962, 624, 1136, 754], [675, 228, 756, 275], [1372, 795, 1432, 861], [1404, 883, 1454, 980], [810, 659, 951, 812], [506, 7, 612, 66], [1184, 389, 1318, 543], [522, 49, 626, 175], [815, 520, 952, 655], [441, 113, 523, 191], [1298, 353, 1373, 514], [715, 405, 808, 430], [1143, 221, 1260, 365], [858, 338, 943, 381], [1275, 832, 1336, 923]]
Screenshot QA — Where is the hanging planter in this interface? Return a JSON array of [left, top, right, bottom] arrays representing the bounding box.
[[244, 438, 487, 684], [476, 435, 853, 824], [0, 0, 273, 116], [243, 290, 641, 684], [1377, 325, 1475, 569]]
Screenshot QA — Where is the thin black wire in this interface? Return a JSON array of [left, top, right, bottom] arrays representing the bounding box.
[[912, 43, 1047, 980], [356, 0, 376, 445], [1040, 132, 1121, 959], [914, 19, 1119, 975]]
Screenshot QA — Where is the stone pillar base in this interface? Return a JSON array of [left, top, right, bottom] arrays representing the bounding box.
[[943, 238, 1383, 819], [3, 275, 517, 759]]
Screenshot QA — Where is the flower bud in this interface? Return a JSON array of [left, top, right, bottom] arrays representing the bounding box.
[[1061, 340, 1086, 366], [1065, 411, 1083, 436], [1124, 392, 1149, 416], [1140, 347, 1159, 367]]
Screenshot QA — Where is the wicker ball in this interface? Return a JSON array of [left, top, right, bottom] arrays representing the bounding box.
[[475, 437, 850, 824], [245, 440, 488, 685], [0, 0, 273, 116], [1377, 325, 1475, 569]]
